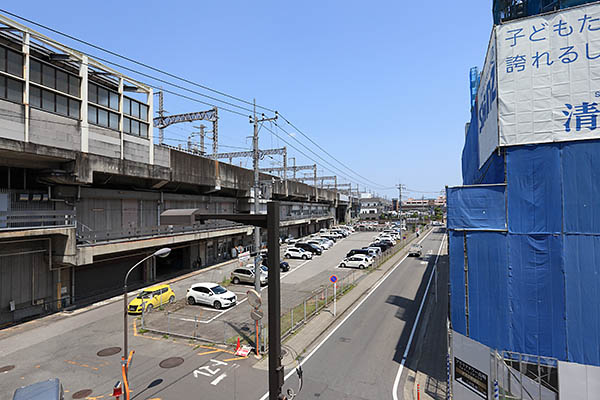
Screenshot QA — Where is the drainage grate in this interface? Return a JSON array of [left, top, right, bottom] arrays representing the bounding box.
[[0, 365, 15, 373], [97, 347, 121, 357], [159, 357, 184, 369], [72, 389, 93, 399]]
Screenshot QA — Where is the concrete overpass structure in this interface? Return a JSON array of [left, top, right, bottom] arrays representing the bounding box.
[[0, 15, 348, 325]]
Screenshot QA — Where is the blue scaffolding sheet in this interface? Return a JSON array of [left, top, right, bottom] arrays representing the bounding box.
[[447, 185, 506, 230]]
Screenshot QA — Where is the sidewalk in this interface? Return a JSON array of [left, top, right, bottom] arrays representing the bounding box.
[[403, 235, 449, 400], [254, 228, 431, 371]]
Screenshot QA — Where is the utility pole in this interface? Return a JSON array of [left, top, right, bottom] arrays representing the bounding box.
[[396, 184, 405, 226], [157, 90, 165, 145], [249, 99, 278, 293], [199, 124, 206, 155], [289, 157, 296, 179], [250, 100, 277, 356], [212, 107, 219, 156]]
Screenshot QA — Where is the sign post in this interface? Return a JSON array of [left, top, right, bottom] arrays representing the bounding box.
[[330, 275, 337, 316]]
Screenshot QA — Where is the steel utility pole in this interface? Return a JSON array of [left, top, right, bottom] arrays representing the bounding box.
[[396, 183, 405, 225], [250, 99, 278, 294]]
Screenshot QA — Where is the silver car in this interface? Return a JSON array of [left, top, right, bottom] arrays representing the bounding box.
[[230, 267, 267, 286]]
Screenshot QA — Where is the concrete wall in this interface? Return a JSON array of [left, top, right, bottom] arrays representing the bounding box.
[[89, 126, 121, 159], [154, 144, 170, 167], [170, 150, 253, 191], [30, 109, 80, 152], [0, 99, 24, 142], [123, 135, 149, 164]]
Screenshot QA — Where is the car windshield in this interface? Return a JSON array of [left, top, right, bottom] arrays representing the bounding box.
[[137, 291, 153, 299], [211, 285, 227, 294]]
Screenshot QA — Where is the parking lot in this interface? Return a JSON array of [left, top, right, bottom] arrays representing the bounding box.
[[141, 231, 390, 346]]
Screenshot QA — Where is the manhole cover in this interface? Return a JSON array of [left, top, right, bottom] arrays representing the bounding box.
[[72, 389, 93, 399], [97, 347, 121, 357], [0, 365, 15, 373], [159, 357, 184, 368]]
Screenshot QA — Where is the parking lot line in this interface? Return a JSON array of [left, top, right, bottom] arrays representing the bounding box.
[[197, 349, 222, 356], [280, 259, 310, 279]]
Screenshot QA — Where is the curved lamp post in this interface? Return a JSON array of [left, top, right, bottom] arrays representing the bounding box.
[[123, 247, 171, 372]]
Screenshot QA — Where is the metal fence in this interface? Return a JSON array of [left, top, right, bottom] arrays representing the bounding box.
[[139, 234, 417, 348]]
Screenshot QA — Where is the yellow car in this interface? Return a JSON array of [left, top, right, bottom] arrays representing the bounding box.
[[127, 284, 175, 314]]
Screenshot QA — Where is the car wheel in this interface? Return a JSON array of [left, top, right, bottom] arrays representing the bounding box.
[[284, 254, 290, 258], [232, 277, 240, 284], [359, 264, 365, 269], [302, 255, 308, 260], [146, 304, 154, 312], [187, 296, 196, 305], [340, 263, 346, 268], [168, 295, 175, 304], [213, 301, 222, 310]]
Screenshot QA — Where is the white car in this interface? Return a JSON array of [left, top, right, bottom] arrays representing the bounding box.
[[307, 240, 327, 251], [379, 235, 397, 245], [339, 255, 369, 269], [317, 238, 334, 249], [364, 247, 381, 257], [353, 253, 374, 265], [284, 247, 313, 260], [186, 283, 237, 309]]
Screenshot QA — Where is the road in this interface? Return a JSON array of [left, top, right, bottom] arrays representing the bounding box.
[[0, 232, 378, 399], [269, 229, 445, 400]]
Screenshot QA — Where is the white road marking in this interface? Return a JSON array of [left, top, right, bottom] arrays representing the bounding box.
[[280, 260, 310, 280], [392, 235, 446, 400], [258, 229, 436, 400], [420, 261, 428, 265], [210, 373, 227, 385]]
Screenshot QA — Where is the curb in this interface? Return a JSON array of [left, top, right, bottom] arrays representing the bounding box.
[[253, 228, 431, 370]]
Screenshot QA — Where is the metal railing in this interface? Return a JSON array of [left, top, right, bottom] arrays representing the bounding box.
[[0, 210, 75, 230], [76, 220, 243, 244]]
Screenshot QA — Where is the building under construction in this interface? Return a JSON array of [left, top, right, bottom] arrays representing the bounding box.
[[448, 1, 600, 399]]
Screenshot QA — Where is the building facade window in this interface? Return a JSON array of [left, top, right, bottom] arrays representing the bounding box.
[[30, 59, 80, 97], [0, 46, 23, 78], [88, 82, 119, 130], [0, 75, 23, 103], [30, 85, 80, 119], [122, 95, 149, 138]]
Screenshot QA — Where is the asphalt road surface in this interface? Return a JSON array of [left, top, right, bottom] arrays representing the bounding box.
[[268, 229, 446, 400]]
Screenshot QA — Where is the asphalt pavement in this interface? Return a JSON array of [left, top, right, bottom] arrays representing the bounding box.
[[271, 229, 446, 400]]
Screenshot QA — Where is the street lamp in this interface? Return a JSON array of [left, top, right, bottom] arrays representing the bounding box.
[[123, 248, 171, 373]]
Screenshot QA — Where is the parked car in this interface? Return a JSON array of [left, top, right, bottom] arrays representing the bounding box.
[[321, 234, 338, 242], [230, 267, 268, 285], [261, 256, 291, 272], [346, 248, 372, 258], [370, 242, 391, 251], [363, 247, 381, 257], [307, 240, 326, 251], [313, 237, 333, 249], [186, 282, 237, 309], [339, 255, 369, 269], [408, 244, 423, 257], [379, 235, 397, 245], [13, 378, 64, 400], [352, 253, 374, 265], [295, 242, 323, 255], [284, 247, 313, 260], [128, 284, 175, 314], [379, 239, 396, 247]]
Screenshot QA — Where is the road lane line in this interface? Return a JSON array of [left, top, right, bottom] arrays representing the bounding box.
[[197, 349, 222, 356], [258, 229, 436, 400], [392, 234, 445, 400]]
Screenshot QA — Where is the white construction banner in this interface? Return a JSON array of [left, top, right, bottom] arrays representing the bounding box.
[[478, 29, 499, 168], [497, 3, 600, 147]]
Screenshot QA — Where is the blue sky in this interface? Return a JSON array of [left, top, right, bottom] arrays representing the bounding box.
[[6, 1, 493, 199]]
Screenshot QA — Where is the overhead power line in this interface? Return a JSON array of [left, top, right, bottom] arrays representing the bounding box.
[[278, 113, 387, 189], [0, 8, 276, 115], [1, 9, 388, 192]]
